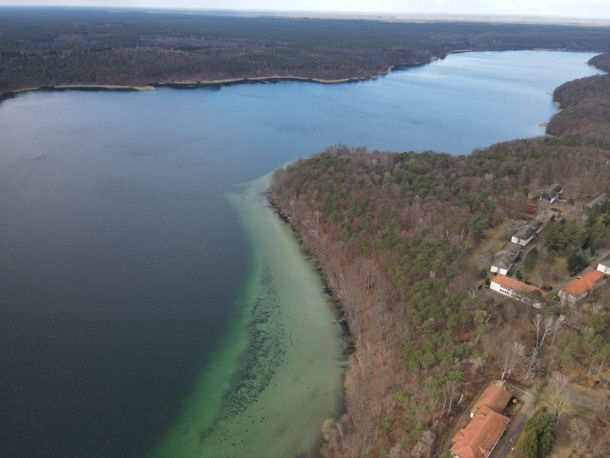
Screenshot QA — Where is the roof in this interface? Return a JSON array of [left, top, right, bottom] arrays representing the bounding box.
[[497, 197, 538, 215], [521, 203, 539, 214], [562, 270, 606, 298], [504, 243, 521, 257], [598, 256, 610, 267], [491, 274, 547, 298], [513, 226, 536, 240], [492, 251, 517, 270], [512, 221, 542, 241], [536, 187, 560, 201], [528, 220, 543, 230], [451, 405, 510, 458], [472, 383, 512, 415]]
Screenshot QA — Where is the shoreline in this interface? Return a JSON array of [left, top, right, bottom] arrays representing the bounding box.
[[0, 64, 401, 104], [2, 47, 598, 105], [152, 174, 346, 457]]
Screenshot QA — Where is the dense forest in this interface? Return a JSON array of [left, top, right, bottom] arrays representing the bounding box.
[[547, 54, 610, 139], [1, 7, 610, 99], [271, 54, 610, 457]]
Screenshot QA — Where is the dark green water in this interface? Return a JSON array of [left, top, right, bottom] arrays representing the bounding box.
[[0, 51, 601, 457]]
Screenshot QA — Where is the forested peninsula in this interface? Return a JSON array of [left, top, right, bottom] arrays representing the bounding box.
[[271, 55, 610, 457], [1, 8, 610, 101]]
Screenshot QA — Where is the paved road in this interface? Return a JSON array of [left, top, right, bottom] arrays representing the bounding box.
[[491, 386, 535, 458]]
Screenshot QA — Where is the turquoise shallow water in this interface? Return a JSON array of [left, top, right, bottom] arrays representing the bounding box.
[[153, 175, 346, 457], [0, 51, 602, 457]]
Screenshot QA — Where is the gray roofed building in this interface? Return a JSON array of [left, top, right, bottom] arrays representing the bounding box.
[[511, 220, 543, 246], [490, 243, 520, 275], [535, 183, 563, 203]]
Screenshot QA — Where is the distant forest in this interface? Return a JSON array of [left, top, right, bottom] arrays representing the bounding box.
[[1, 7, 610, 98]]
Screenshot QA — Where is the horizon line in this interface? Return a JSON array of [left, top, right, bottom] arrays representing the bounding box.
[[1, 5, 609, 25]]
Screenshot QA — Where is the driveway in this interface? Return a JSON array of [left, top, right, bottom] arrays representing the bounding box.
[[490, 385, 536, 458]]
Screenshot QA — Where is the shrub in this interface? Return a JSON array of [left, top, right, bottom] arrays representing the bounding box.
[[516, 407, 554, 458]]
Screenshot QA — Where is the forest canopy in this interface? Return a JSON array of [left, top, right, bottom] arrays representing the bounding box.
[[270, 54, 610, 456], [1, 7, 610, 98]]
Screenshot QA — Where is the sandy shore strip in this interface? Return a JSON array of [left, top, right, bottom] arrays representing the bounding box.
[[1, 60, 426, 102], [54, 84, 156, 91], [158, 65, 397, 86]]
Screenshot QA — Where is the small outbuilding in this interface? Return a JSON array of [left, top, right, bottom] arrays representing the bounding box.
[[497, 197, 538, 215]]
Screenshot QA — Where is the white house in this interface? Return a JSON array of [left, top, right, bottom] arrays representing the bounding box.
[[511, 220, 543, 246], [597, 256, 610, 275], [490, 274, 546, 308], [490, 243, 520, 275]]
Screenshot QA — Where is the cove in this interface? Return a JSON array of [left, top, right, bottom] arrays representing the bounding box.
[[0, 51, 602, 458]]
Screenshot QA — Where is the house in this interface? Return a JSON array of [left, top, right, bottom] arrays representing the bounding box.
[[536, 184, 563, 203], [469, 382, 512, 418], [451, 382, 511, 458], [490, 243, 520, 275], [490, 274, 547, 308], [559, 270, 607, 305], [597, 256, 610, 275], [511, 220, 543, 246], [497, 197, 538, 215], [549, 183, 563, 196]]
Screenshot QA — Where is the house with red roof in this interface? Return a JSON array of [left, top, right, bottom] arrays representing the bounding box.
[[451, 382, 511, 458], [490, 274, 547, 308], [559, 270, 607, 305]]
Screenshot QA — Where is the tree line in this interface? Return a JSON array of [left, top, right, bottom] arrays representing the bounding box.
[[1, 7, 610, 99]]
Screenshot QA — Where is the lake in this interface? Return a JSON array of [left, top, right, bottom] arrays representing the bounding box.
[[0, 51, 602, 457]]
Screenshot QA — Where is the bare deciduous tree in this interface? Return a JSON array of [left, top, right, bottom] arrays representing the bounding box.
[[525, 350, 538, 380], [499, 341, 525, 380], [540, 316, 555, 348], [549, 371, 569, 395], [470, 357, 483, 380], [568, 417, 591, 452], [591, 436, 608, 458], [548, 371, 571, 420], [534, 314, 542, 348]]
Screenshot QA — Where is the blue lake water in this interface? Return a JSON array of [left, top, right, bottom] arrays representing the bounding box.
[[0, 51, 602, 457]]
